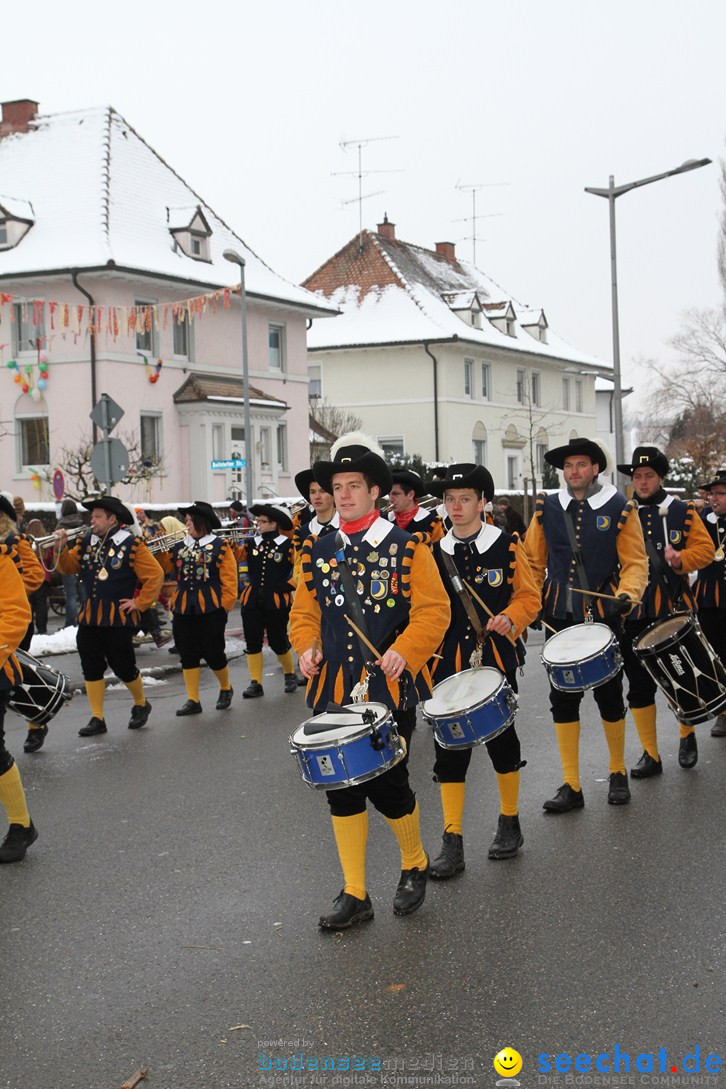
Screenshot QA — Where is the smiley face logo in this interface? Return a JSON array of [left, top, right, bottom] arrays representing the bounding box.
[[494, 1048, 523, 1078]]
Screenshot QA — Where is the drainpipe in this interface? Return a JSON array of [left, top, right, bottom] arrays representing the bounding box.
[[423, 342, 439, 461], [72, 271, 98, 444]]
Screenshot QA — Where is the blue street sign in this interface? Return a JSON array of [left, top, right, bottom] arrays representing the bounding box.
[[211, 459, 246, 470]]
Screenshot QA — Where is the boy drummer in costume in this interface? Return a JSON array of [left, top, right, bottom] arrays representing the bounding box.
[[617, 446, 715, 774], [426, 464, 540, 875], [524, 438, 648, 811], [290, 433, 450, 930], [292, 469, 339, 585]]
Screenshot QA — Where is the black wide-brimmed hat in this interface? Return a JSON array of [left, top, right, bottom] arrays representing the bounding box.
[[294, 468, 331, 500], [390, 469, 427, 498], [0, 493, 16, 521], [428, 463, 495, 501], [618, 445, 669, 479], [179, 500, 222, 530], [700, 468, 726, 491], [545, 437, 609, 473], [228, 499, 246, 513], [314, 432, 392, 494], [81, 496, 135, 525], [249, 503, 293, 531]]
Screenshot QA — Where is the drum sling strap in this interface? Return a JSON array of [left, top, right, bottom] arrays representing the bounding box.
[[440, 548, 489, 668], [563, 506, 592, 617], [643, 537, 686, 610]]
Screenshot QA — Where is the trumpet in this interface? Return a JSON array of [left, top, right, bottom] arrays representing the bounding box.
[[146, 525, 253, 554], [30, 525, 88, 551]]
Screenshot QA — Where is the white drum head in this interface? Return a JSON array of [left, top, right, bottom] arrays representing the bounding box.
[[424, 667, 503, 716], [543, 623, 612, 665], [292, 702, 389, 745], [636, 615, 690, 650]]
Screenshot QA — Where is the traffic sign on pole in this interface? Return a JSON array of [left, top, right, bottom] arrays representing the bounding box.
[[90, 394, 124, 433], [90, 438, 130, 485]]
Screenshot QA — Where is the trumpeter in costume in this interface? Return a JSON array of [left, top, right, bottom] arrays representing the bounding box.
[[617, 447, 715, 774], [524, 438, 648, 811], [239, 503, 297, 697], [694, 468, 726, 738], [55, 497, 164, 736], [386, 470, 443, 541], [155, 501, 237, 715], [290, 433, 450, 930], [426, 464, 540, 875]]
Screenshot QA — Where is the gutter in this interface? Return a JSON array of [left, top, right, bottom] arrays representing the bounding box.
[[71, 271, 98, 444], [423, 342, 440, 461]]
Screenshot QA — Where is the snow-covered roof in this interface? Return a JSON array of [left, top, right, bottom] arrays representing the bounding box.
[[0, 193, 34, 220], [0, 106, 336, 317], [304, 226, 607, 369]]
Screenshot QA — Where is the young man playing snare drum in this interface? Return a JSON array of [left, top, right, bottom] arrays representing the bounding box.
[[290, 433, 450, 930], [425, 464, 540, 875], [524, 438, 648, 811]]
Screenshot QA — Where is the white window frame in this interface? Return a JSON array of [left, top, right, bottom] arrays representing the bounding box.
[[507, 454, 519, 489], [268, 324, 286, 372], [308, 363, 322, 400], [135, 298, 157, 356], [260, 427, 272, 470], [17, 413, 50, 469], [481, 362, 491, 401], [575, 379, 583, 414], [12, 301, 46, 355], [276, 423, 288, 472], [531, 371, 541, 407], [562, 376, 571, 411], [464, 358, 474, 398], [536, 442, 548, 474], [378, 435, 405, 459], [516, 368, 526, 404], [140, 412, 162, 464], [172, 313, 194, 360], [212, 424, 225, 461]]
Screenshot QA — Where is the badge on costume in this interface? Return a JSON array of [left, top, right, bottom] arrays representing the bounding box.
[[669, 530, 682, 544], [597, 516, 611, 531], [487, 569, 503, 587]]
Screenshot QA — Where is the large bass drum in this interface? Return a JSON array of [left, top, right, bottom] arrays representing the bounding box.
[[8, 650, 73, 726]]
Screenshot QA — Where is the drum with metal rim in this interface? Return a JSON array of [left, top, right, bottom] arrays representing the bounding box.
[[634, 612, 726, 725], [8, 649, 73, 726], [541, 622, 622, 692], [289, 702, 404, 790], [422, 666, 517, 750]]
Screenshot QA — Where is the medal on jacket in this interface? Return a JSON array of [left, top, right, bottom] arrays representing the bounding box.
[[98, 567, 109, 581]]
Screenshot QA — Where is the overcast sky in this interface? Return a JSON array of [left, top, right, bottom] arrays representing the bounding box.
[[3, 0, 725, 395]]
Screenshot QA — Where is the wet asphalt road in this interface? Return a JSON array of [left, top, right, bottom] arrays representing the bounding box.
[[1, 632, 725, 1089]]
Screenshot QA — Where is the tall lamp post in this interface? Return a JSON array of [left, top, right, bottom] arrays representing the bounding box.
[[584, 158, 711, 467], [223, 249, 254, 505]]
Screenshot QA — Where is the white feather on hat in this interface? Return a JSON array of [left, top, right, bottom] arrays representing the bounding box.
[[121, 501, 143, 537], [330, 431, 386, 461]]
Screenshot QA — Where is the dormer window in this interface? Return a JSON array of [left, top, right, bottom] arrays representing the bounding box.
[[521, 309, 549, 343], [168, 204, 212, 262], [0, 197, 34, 250]]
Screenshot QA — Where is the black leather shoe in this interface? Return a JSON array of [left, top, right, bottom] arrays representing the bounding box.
[[318, 890, 374, 930], [243, 682, 264, 699], [0, 821, 38, 864], [128, 701, 152, 729], [284, 674, 298, 694], [630, 751, 663, 778], [176, 700, 202, 717], [607, 771, 631, 805], [296, 674, 307, 687], [79, 717, 107, 737], [488, 814, 523, 860], [543, 784, 584, 813], [215, 687, 234, 710], [678, 733, 698, 769], [393, 855, 429, 915], [711, 714, 726, 738], [23, 727, 48, 753], [429, 832, 465, 879]]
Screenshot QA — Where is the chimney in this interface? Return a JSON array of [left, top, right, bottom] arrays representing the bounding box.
[[435, 241, 456, 263], [0, 99, 39, 138], [377, 213, 396, 241]]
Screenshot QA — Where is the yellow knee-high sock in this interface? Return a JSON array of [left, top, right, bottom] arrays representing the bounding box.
[[554, 721, 581, 791], [679, 722, 695, 738], [631, 704, 659, 759], [277, 650, 294, 674], [439, 782, 466, 835], [85, 679, 106, 719], [124, 674, 146, 706], [183, 668, 201, 702], [602, 717, 626, 775], [0, 764, 30, 827], [496, 771, 520, 817], [213, 666, 231, 692], [385, 802, 428, 871], [331, 812, 368, 900], [247, 653, 263, 685], [27, 721, 43, 733]]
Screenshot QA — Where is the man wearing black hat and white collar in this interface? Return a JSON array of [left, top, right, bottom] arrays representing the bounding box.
[[524, 437, 648, 811], [618, 447, 715, 773], [425, 464, 540, 875], [56, 497, 164, 736], [387, 470, 443, 541], [292, 470, 339, 585], [694, 469, 726, 738], [239, 503, 297, 697], [290, 433, 450, 930]]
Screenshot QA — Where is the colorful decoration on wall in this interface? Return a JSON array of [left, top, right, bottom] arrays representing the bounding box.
[[142, 356, 164, 384], [5, 349, 50, 402]]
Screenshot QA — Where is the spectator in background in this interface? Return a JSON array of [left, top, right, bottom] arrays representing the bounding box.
[[496, 497, 527, 536], [25, 519, 50, 635], [56, 499, 84, 626], [12, 496, 25, 531]]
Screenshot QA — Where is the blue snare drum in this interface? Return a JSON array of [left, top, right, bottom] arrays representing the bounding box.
[[422, 667, 517, 750], [541, 622, 622, 692], [289, 702, 405, 790]]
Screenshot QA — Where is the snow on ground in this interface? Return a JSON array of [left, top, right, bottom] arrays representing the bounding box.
[[29, 627, 80, 656]]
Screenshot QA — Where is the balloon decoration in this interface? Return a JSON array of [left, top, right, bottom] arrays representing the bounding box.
[[30, 471, 42, 491], [142, 356, 163, 384], [5, 353, 50, 399]]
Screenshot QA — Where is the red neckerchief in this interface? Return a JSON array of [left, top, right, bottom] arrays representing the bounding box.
[[340, 509, 379, 535], [395, 504, 419, 530]]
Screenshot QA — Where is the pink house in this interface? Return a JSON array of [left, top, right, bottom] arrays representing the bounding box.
[[0, 99, 336, 504]]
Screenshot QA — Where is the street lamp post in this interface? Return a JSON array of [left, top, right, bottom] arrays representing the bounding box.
[[584, 158, 711, 467], [223, 249, 254, 505]]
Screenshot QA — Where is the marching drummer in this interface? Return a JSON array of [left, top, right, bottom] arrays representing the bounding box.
[[694, 468, 726, 739], [524, 438, 648, 811], [292, 469, 339, 585], [290, 433, 450, 930], [386, 470, 443, 540], [617, 447, 715, 774], [425, 464, 540, 874]]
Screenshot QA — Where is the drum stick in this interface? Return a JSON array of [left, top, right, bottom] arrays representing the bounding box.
[[461, 580, 518, 645], [343, 615, 382, 659], [658, 505, 671, 565], [540, 619, 558, 635], [311, 637, 319, 657], [569, 587, 643, 606]]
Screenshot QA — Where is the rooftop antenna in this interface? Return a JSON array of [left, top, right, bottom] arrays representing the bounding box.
[[455, 181, 508, 265], [333, 136, 402, 251]]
